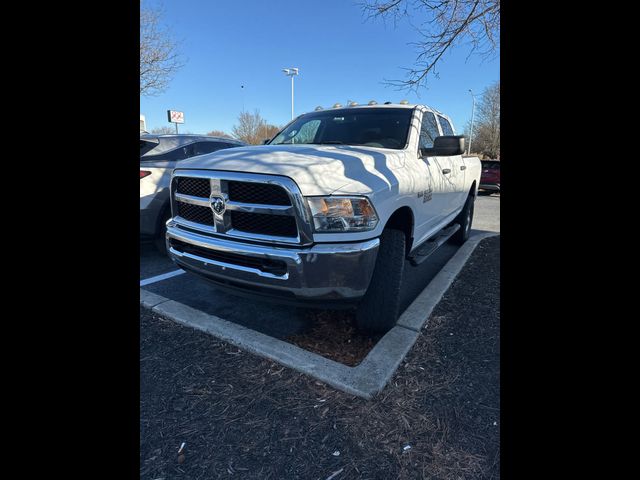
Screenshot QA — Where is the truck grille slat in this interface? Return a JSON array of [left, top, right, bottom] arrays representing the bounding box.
[[177, 202, 214, 226], [230, 211, 298, 237], [176, 177, 211, 198], [228, 181, 291, 206]]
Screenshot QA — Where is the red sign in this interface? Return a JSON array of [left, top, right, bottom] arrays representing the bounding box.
[[167, 110, 185, 124]]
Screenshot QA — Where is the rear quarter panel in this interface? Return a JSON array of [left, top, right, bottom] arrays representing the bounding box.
[[464, 156, 482, 194]]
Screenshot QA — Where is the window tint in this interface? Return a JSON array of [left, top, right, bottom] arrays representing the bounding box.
[[437, 115, 454, 136], [193, 141, 228, 156], [419, 112, 440, 149]]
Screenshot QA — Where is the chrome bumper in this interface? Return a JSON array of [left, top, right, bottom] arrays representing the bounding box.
[[166, 222, 380, 301]]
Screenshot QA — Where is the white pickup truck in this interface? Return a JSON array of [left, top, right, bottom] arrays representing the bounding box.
[[165, 103, 481, 333]]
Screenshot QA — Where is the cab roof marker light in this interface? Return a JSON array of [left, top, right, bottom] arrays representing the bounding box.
[[384, 101, 392, 104], [348, 101, 358, 107], [315, 106, 323, 111], [368, 100, 377, 105], [333, 103, 343, 108], [399, 99, 409, 105]]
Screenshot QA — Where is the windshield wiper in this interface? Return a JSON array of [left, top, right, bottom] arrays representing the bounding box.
[[313, 141, 344, 145]]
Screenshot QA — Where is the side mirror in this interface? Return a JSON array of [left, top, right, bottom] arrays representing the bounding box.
[[262, 139, 270, 145], [420, 135, 465, 157]]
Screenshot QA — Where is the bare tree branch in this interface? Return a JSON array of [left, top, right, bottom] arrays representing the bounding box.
[[206, 130, 233, 138], [231, 110, 280, 145], [140, 1, 185, 96], [463, 81, 499, 158], [361, 0, 500, 91], [150, 126, 176, 135]]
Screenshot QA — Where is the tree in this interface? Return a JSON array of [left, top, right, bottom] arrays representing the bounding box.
[[263, 124, 281, 140], [206, 130, 233, 138], [465, 81, 499, 158], [232, 110, 281, 145], [140, 1, 185, 96], [362, 0, 500, 90], [150, 126, 176, 135]]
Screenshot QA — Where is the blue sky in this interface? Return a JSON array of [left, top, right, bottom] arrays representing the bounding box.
[[140, 0, 499, 135]]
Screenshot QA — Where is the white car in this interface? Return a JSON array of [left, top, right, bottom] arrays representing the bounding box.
[[164, 103, 481, 332], [140, 134, 246, 253]]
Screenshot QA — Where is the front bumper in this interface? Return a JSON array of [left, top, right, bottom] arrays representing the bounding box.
[[166, 222, 380, 303]]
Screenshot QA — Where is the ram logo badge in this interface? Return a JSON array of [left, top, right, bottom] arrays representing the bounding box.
[[210, 196, 226, 215]]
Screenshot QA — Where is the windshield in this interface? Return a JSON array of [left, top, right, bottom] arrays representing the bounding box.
[[269, 108, 413, 150]]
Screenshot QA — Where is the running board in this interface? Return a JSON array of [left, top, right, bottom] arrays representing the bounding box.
[[408, 224, 460, 266]]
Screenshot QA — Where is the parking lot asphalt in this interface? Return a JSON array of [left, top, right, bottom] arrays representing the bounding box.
[[141, 241, 459, 339], [474, 192, 500, 233]]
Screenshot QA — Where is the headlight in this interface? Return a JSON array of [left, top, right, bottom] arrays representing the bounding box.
[[306, 196, 378, 232]]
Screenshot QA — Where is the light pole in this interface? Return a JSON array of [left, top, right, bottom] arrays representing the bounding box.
[[468, 89, 476, 155], [282, 68, 299, 120]]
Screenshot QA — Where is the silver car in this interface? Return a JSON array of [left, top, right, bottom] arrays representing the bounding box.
[[140, 134, 247, 253]]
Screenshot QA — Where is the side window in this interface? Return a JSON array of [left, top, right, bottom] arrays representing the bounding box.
[[193, 141, 226, 156], [437, 115, 455, 136], [419, 112, 440, 149]]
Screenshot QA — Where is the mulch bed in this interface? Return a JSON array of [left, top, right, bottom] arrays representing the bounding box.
[[140, 235, 500, 479], [286, 309, 381, 367]]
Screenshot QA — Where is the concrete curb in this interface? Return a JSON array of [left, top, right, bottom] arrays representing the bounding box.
[[140, 289, 171, 309], [141, 232, 498, 399]]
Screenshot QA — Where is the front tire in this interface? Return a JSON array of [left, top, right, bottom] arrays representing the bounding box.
[[355, 228, 406, 334], [451, 192, 475, 245]]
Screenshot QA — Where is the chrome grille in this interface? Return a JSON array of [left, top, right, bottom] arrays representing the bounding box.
[[171, 171, 313, 245]]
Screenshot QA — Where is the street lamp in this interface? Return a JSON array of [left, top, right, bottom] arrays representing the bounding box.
[[282, 68, 299, 120], [468, 89, 477, 155]]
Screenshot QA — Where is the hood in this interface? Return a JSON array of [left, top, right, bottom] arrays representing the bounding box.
[[175, 144, 405, 196]]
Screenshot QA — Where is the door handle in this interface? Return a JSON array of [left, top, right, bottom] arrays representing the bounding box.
[[442, 168, 451, 174], [460, 165, 466, 171]]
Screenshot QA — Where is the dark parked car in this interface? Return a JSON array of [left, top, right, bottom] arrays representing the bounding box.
[[479, 159, 500, 194], [140, 134, 247, 253]]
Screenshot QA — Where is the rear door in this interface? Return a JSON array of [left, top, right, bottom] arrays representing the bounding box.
[[436, 114, 466, 211]]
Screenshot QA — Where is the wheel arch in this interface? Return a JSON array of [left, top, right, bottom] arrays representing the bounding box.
[[383, 206, 415, 254]]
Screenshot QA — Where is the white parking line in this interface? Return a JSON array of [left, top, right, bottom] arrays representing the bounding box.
[[140, 269, 186, 287]]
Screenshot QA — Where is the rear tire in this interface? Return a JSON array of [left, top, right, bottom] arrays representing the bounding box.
[[355, 228, 406, 334], [154, 208, 172, 255], [451, 192, 475, 245]]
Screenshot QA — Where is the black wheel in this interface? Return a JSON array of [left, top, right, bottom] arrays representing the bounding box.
[[451, 192, 475, 245], [355, 228, 406, 334], [154, 208, 172, 255]]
